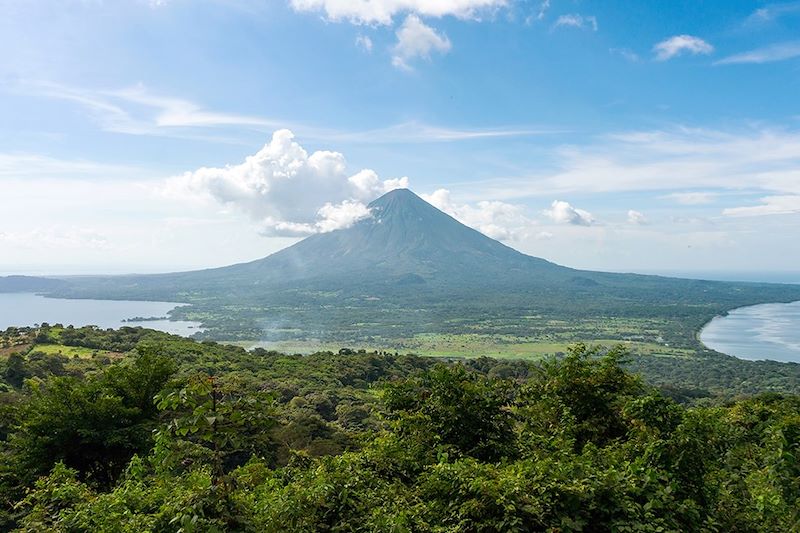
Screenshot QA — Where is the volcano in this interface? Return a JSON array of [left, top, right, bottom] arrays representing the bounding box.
[[2, 188, 799, 345]]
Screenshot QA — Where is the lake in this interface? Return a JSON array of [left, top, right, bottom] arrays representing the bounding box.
[[700, 301, 800, 363], [0, 293, 203, 337]]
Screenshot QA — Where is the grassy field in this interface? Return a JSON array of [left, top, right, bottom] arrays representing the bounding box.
[[29, 344, 120, 359], [392, 333, 695, 359], [241, 332, 697, 360]]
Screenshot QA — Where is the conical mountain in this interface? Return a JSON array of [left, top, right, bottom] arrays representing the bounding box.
[[8, 188, 800, 323], [207, 188, 561, 288], [8, 188, 568, 299]]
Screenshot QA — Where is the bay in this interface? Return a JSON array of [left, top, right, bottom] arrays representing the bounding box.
[[700, 301, 800, 363], [0, 293, 203, 337]]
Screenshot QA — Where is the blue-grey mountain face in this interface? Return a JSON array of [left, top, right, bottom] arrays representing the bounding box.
[[2, 189, 566, 297], [214, 188, 561, 288]]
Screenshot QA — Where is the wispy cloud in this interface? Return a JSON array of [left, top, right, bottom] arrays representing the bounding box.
[[18, 81, 282, 143], [355, 34, 373, 52], [662, 192, 718, 205], [653, 35, 713, 61], [723, 195, 800, 217], [478, 126, 800, 200], [609, 47, 640, 62], [0, 153, 151, 180], [536, 0, 550, 21], [20, 80, 546, 144], [323, 121, 557, 143], [715, 41, 800, 65], [746, 1, 800, 23], [20, 80, 280, 139], [553, 14, 598, 31]]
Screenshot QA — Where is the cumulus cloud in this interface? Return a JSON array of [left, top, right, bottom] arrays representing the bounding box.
[[553, 14, 598, 31], [165, 129, 409, 236], [392, 15, 452, 70], [422, 188, 535, 241], [715, 41, 800, 65], [543, 200, 595, 226], [723, 195, 800, 217], [653, 35, 713, 61], [627, 210, 648, 225], [289, 0, 507, 25]]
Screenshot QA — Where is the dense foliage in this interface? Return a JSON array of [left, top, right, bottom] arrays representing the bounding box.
[[0, 327, 799, 531]]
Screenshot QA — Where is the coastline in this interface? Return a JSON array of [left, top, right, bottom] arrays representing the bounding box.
[[699, 300, 800, 363]]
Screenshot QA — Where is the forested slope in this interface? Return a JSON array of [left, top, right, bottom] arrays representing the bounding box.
[[1, 326, 799, 531]]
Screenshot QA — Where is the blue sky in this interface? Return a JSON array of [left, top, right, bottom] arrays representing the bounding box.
[[2, 0, 800, 276]]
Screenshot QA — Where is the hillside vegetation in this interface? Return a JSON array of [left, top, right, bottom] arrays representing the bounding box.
[[1, 325, 799, 531]]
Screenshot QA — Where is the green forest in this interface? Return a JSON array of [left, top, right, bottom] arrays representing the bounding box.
[[1, 325, 798, 531]]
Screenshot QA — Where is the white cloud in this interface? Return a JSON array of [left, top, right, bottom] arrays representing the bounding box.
[[653, 35, 713, 61], [324, 121, 551, 142], [422, 188, 535, 240], [627, 210, 648, 225], [262, 200, 374, 236], [392, 15, 452, 70], [23, 81, 279, 137], [289, 0, 507, 25], [480, 126, 800, 200], [723, 195, 800, 217], [662, 191, 718, 205], [25, 80, 543, 144], [715, 41, 800, 65], [543, 200, 595, 226], [111, 85, 273, 128], [165, 129, 408, 236], [553, 14, 598, 31], [355, 34, 373, 52]]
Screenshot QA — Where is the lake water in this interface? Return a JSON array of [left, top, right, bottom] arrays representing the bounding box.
[[700, 301, 800, 363], [0, 293, 203, 337]]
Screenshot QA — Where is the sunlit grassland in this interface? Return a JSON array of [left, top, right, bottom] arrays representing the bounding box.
[[238, 332, 696, 360], [387, 333, 695, 359], [29, 344, 118, 359]]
